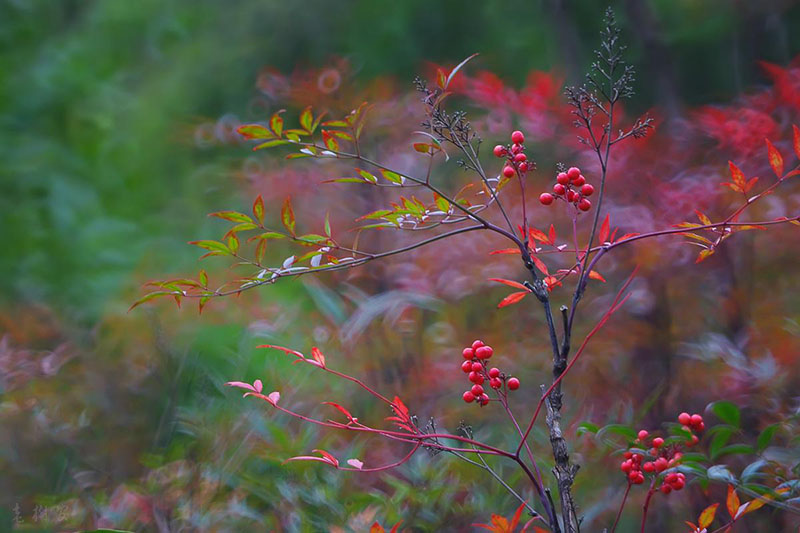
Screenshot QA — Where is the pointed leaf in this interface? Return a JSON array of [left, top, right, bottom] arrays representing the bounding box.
[[270, 111, 284, 137], [726, 485, 740, 519], [253, 195, 265, 226], [793, 125, 800, 159], [311, 346, 326, 368], [765, 139, 783, 177], [299, 106, 313, 132], [588, 270, 606, 282], [728, 161, 747, 190], [698, 503, 718, 529], [498, 291, 528, 308], [445, 53, 479, 89], [599, 214, 610, 243], [531, 256, 549, 276], [281, 197, 296, 235], [237, 124, 274, 140], [489, 278, 530, 291]]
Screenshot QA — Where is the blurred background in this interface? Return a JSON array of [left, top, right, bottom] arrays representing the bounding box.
[[2, 0, 800, 531]]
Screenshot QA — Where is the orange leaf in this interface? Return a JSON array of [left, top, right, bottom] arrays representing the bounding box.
[[726, 485, 740, 519], [695, 210, 712, 226], [544, 276, 562, 291], [489, 278, 531, 291], [509, 502, 527, 530], [490, 248, 521, 255], [728, 161, 747, 190], [588, 270, 606, 282], [598, 214, 610, 243], [498, 291, 529, 308], [531, 256, 549, 276], [696, 249, 715, 263], [765, 138, 784, 177], [529, 227, 551, 244], [698, 503, 718, 529]]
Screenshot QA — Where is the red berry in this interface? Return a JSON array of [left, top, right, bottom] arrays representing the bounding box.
[[580, 184, 594, 196], [511, 143, 522, 154], [623, 451, 633, 459], [655, 458, 668, 472], [518, 161, 529, 172], [489, 378, 502, 389], [578, 198, 591, 211], [479, 393, 490, 405], [556, 172, 569, 185], [633, 473, 645, 484], [461, 360, 473, 373], [567, 167, 581, 180], [637, 430, 649, 441], [463, 391, 475, 403], [462, 348, 474, 360], [511, 130, 525, 144], [539, 193, 554, 205], [493, 145, 507, 158], [566, 190, 576, 202], [488, 367, 500, 379], [471, 384, 484, 396], [469, 371, 484, 384], [514, 153, 527, 162], [572, 174, 586, 186], [696, 422, 705, 432], [475, 346, 493, 359], [507, 377, 520, 390], [553, 183, 566, 195], [627, 470, 639, 482], [690, 414, 703, 426], [660, 484, 672, 494], [471, 362, 483, 372], [672, 479, 685, 490], [678, 412, 691, 425], [642, 462, 655, 473], [690, 435, 699, 446], [503, 165, 515, 178], [652, 437, 664, 448], [471, 340, 485, 350], [621, 460, 632, 473]]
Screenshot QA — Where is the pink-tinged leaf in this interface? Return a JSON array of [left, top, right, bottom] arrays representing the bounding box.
[[389, 521, 402, 533], [281, 197, 296, 235], [323, 402, 355, 422], [615, 232, 640, 242], [258, 344, 305, 359], [237, 124, 274, 140], [490, 248, 521, 255], [531, 256, 549, 276], [529, 227, 551, 244], [793, 125, 800, 159], [548, 224, 556, 246], [347, 458, 364, 469], [488, 278, 531, 291], [253, 379, 263, 393], [728, 161, 747, 190], [696, 249, 715, 263], [225, 381, 257, 392], [314, 449, 340, 467], [695, 210, 712, 226], [311, 346, 326, 368], [588, 270, 606, 282], [598, 214, 610, 243], [698, 503, 718, 529], [284, 454, 337, 467], [765, 138, 783, 177], [253, 195, 265, 226], [726, 485, 740, 519], [267, 391, 280, 405], [498, 291, 528, 308]]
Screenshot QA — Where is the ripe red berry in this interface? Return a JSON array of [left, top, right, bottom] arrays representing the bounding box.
[[553, 183, 566, 195], [479, 393, 490, 405], [678, 412, 691, 425], [637, 430, 649, 441], [696, 422, 705, 431], [623, 451, 633, 459], [621, 460, 632, 473], [633, 473, 645, 484], [556, 172, 569, 185], [471, 340, 485, 350], [580, 184, 594, 196], [572, 174, 586, 186], [690, 414, 703, 427], [539, 193, 554, 205], [471, 362, 483, 372], [493, 145, 507, 158], [642, 462, 655, 473], [652, 437, 664, 448], [503, 165, 515, 178], [471, 384, 484, 396], [489, 378, 502, 389], [672, 478, 685, 490], [514, 153, 527, 162], [567, 167, 581, 180], [507, 377, 520, 390], [475, 346, 493, 359], [462, 347, 474, 360], [518, 161, 529, 172], [461, 360, 473, 373], [469, 371, 485, 384], [511, 130, 525, 144], [566, 190, 576, 202], [488, 367, 500, 379], [655, 457, 668, 472], [463, 391, 475, 403], [578, 198, 591, 211], [660, 484, 672, 494], [511, 143, 522, 154]]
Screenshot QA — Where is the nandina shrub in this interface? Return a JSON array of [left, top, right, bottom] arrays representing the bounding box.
[[136, 9, 800, 532]]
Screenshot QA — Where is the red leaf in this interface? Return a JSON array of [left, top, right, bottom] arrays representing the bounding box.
[[498, 291, 528, 308], [548, 224, 556, 246], [489, 278, 531, 291], [311, 346, 326, 368], [531, 256, 549, 276], [765, 138, 784, 177], [728, 161, 747, 191], [615, 232, 640, 242], [371, 522, 385, 533], [489, 248, 521, 255], [588, 270, 606, 282], [744, 176, 759, 193], [282, 197, 296, 235], [529, 227, 551, 244], [509, 501, 527, 530], [726, 485, 740, 519], [323, 402, 355, 422], [793, 125, 800, 159], [598, 214, 610, 243]]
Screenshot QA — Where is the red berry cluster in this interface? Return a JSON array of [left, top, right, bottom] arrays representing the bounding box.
[[539, 166, 594, 212], [460, 340, 520, 405], [619, 413, 705, 491], [493, 130, 531, 178]]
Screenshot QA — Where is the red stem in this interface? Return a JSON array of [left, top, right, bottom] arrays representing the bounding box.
[[610, 482, 631, 533]]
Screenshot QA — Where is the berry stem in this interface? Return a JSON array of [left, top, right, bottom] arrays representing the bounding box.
[[610, 482, 632, 533]]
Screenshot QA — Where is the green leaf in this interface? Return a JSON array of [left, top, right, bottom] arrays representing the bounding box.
[[596, 424, 636, 441], [129, 291, 174, 311], [757, 424, 779, 452], [380, 169, 403, 184], [324, 212, 331, 237], [237, 124, 274, 140], [356, 168, 378, 183], [189, 240, 231, 255], [714, 444, 754, 459], [709, 425, 734, 460], [707, 464, 738, 484], [576, 422, 599, 436], [709, 401, 741, 427], [741, 459, 768, 482], [270, 111, 284, 137], [209, 211, 253, 223], [254, 139, 290, 150], [253, 195, 265, 226], [299, 106, 313, 132], [198, 270, 208, 286]]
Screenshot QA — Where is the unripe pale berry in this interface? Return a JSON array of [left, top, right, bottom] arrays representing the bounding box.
[[511, 130, 525, 144], [578, 198, 592, 211], [580, 183, 594, 196], [503, 165, 515, 178], [553, 183, 566, 195], [463, 391, 475, 403], [461, 361, 473, 373], [507, 377, 520, 390], [493, 145, 507, 158], [462, 348, 474, 360], [556, 172, 569, 185], [678, 412, 691, 425], [539, 193, 554, 205], [488, 367, 501, 379], [567, 167, 581, 180], [471, 384, 484, 396]]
